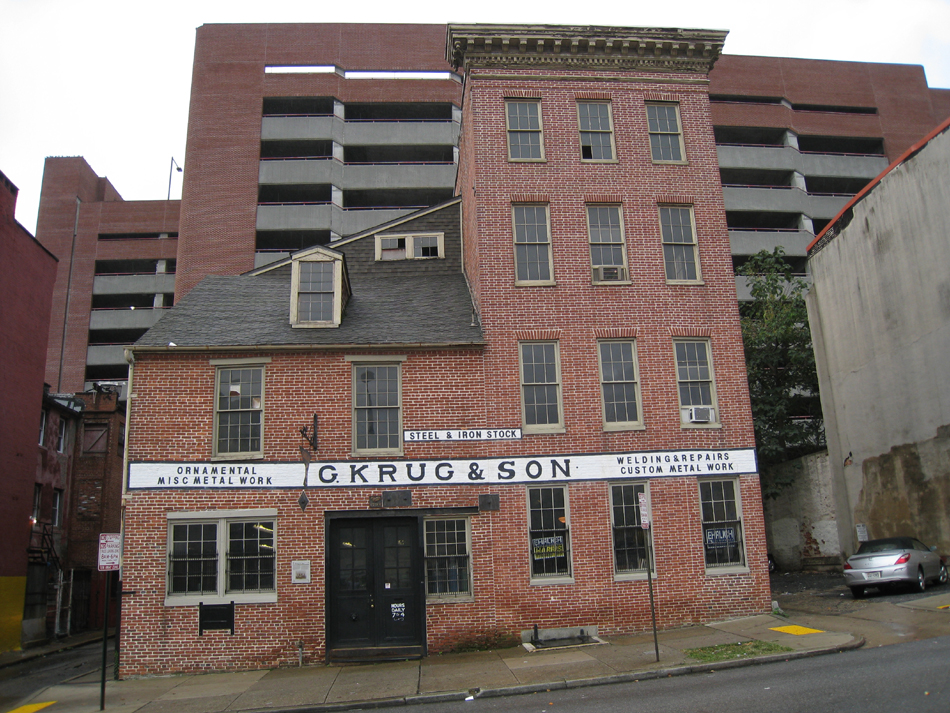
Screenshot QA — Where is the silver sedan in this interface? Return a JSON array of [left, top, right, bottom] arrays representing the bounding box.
[[843, 537, 948, 598]]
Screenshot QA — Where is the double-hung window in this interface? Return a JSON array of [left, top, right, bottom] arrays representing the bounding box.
[[674, 340, 718, 425], [38, 410, 47, 446], [424, 519, 472, 597], [519, 342, 563, 432], [166, 510, 277, 605], [599, 341, 642, 429], [214, 365, 264, 457], [528, 486, 571, 580], [588, 205, 628, 282], [290, 250, 348, 328], [660, 206, 700, 282], [646, 103, 685, 163], [513, 205, 553, 285], [699, 480, 746, 569], [353, 361, 402, 454], [577, 101, 615, 161], [57, 419, 67, 453], [611, 483, 653, 575], [506, 100, 544, 160]]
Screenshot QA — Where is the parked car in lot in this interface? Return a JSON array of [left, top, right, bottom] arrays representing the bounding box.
[[844, 537, 948, 598]]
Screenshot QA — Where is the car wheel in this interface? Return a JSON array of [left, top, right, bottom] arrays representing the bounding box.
[[849, 586, 864, 599], [938, 564, 948, 586], [915, 567, 926, 593]]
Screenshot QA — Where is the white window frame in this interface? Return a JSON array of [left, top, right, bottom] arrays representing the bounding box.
[[598, 340, 643, 430], [374, 233, 445, 261], [39, 409, 47, 446], [290, 255, 346, 328], [351, 358, 404, 456], [52, 489, 63, 528], [659, 205, 702, 284], [505, 99, 545, 161], [424, 517, 473, 600], [673, 339, 720, 427], [577, 101, 617, 162], [646, 102, 686, 164], [512, 204, 554, 286], [56, 418, 67, 453], [519, 341, 564, 434], [699, 479, 748, 573], [611, 482, 655, 579], [212, 361, 267, 459], [165, 509, 278, 606], [587, 205, 629, 284], [527, 485, 573, 584]]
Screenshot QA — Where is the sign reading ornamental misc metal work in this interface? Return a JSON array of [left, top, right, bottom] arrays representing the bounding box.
[[127, 447, 757, 489], [404, 428, 522, 442]]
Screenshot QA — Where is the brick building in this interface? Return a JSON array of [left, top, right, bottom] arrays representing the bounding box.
[[120, 24, 768, 676]]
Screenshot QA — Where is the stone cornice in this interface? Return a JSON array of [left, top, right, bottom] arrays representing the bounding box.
[[447, 24, 728, 75]]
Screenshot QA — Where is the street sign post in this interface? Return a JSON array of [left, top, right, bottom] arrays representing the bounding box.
[[638, 494, 659, 662], [97, 533, 120, 709]]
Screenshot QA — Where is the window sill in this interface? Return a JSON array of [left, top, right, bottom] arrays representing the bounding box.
[[580, 158, 619, 164], [665, 279, 705, 286], [352, 449, 404, 458], [592, 280, 632, 286], [508, 158, 547, 163], [210, 453, 264, 462], [164, 592, 278, 607], [614, 571, 655, 582], [523, 426, 566, 436], [603, 423, 645, 432], [292, 321, 340, 329], [680, 422, 722, 430], [704, 566, 750, 577], [426, 594, 475, 604], [651, 159, 688, 166], [514, 280, 557, 287], [529, 576, 574, 586]]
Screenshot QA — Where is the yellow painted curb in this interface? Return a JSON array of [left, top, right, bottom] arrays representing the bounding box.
[[7, 703, 56, 713], [769, 625, 825, 635]]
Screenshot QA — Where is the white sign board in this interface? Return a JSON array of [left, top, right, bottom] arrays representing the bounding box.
[[292, 560, 311, 584], [404, 428, 522, 442], [638, 492, 651, 529], [97, 533, 121, 572], [128, 447, 757, 490]]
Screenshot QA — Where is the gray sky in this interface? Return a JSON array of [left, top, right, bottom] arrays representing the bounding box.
[[2, 0, 949, 236]]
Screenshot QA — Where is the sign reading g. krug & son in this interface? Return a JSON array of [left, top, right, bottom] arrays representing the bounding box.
[[128, 447, 757, 489]]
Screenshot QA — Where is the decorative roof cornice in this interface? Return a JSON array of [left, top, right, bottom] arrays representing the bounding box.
[[447, 24, 728, 75]]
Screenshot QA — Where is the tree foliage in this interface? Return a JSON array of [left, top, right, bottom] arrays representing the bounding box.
[[737, 248, 825, 493]]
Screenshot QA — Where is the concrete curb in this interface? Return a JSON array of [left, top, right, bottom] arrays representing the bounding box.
[[0, 632, 109, 671], [234, 638, 866, 713]]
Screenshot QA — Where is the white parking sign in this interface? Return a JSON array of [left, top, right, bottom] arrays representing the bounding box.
[[98, 533, 121, 572]]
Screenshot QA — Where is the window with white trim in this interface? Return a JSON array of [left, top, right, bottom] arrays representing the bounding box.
[[577, 101, 616, 161], [506, 100, 544, 160], [611, 483, 653, 574], [519, 341, 563, 432], [513, 205, 553, 285], [699, 479, 745, 568], [52, 489, 63, 528], [166, 512, 277, 604], [528, 486, 571, 580], [660, 206, 700, 282], [674, 340, 718, 425], [424, 518, 471, 597], [599, 340, 642, 429], [375, 233, 444, 261], [56, 418, 67, 453], [588, 205, 628, 282], [646, 103, 685, 163], [353, 362, 402, 454], [215, 366, 264, 456], [38, 409, 47, 446], [290, 250, 349, 328]]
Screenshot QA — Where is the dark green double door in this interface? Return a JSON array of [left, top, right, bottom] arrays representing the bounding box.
[[326, 517, 424, 659]]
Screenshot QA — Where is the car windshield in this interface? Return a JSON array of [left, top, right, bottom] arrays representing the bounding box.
[[856, 538, 911, 554]]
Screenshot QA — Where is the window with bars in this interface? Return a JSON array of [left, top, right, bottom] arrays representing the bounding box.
[[506, 100, 544, 160], [425, 519, 471, 596], [578, 101, 615, 161], [353, 363, 401, 453], [611, 483, 652, 574], [699, 480, 745, 568], [659, 206, 700, 282], [215, 367, 264, 456], [588, 205, 628, 282], [513, 205, 553, 284], [520, 342, 562, 432], [167, 515, 276, 602], [646, 103, 685, 162], [674, 340, 718, 424], [599, 341, 641, 428], [528, 486, 571, 579]]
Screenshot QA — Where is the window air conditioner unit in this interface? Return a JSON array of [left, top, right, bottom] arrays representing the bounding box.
[[593, 266, 627, 282], [688, 407, 713, 423]]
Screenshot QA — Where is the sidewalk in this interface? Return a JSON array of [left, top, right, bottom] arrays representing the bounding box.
[[7, 612, 861, 713]]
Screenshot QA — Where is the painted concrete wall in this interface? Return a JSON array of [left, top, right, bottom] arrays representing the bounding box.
[[807, 125, 950, 556], [763, 451, 841, 571]]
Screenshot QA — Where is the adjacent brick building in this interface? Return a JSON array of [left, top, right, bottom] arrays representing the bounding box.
[[120, 24, 769, 677]]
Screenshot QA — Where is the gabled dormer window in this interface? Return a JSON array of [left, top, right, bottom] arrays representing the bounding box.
[[290, 249, 349, 328], [375, 233, 444, 261]]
